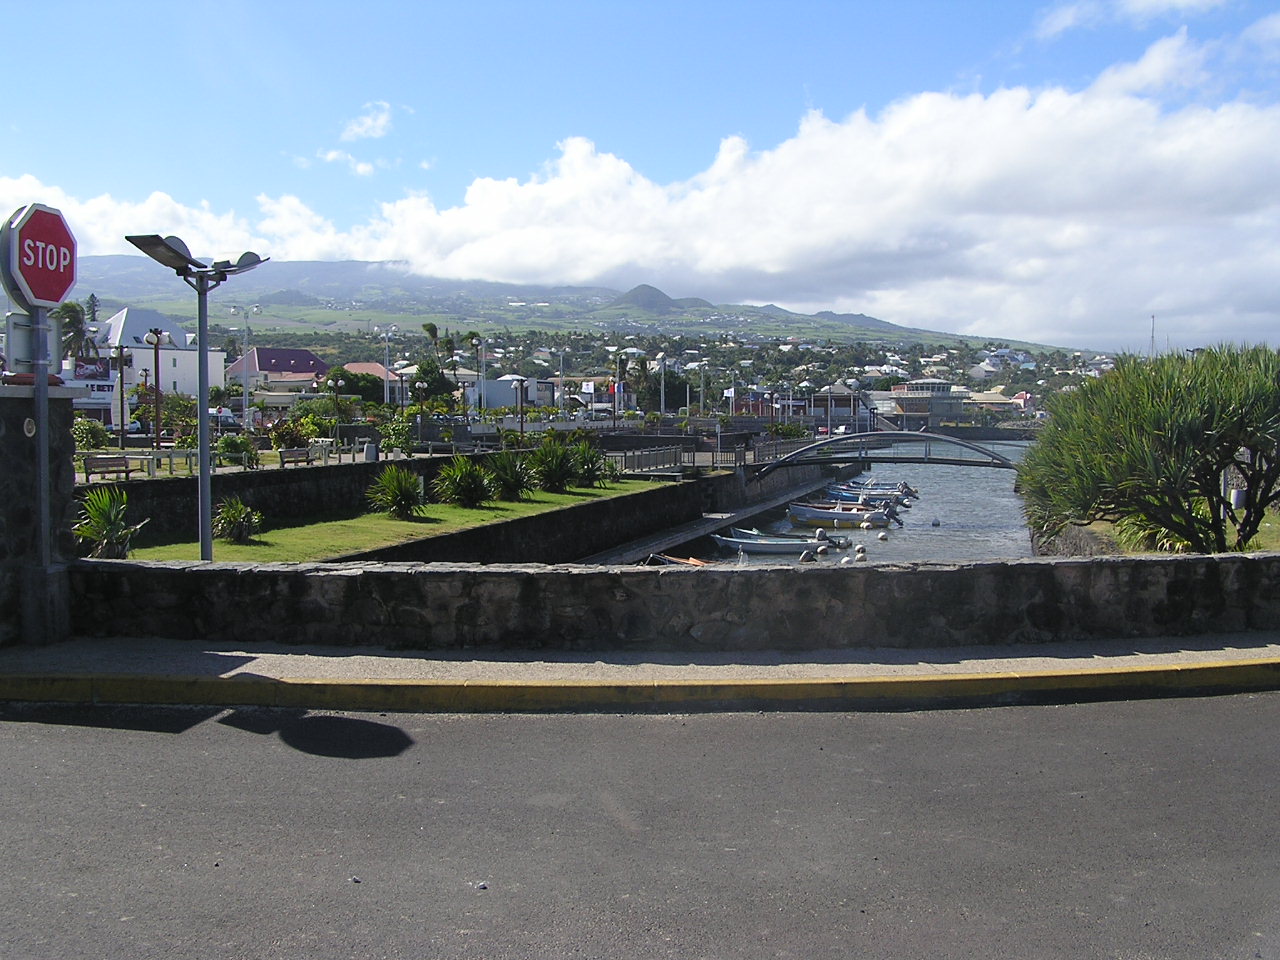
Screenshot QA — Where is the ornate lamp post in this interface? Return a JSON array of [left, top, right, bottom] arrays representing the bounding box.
[[514, 376, 528, 443], [127, 234, 266, 560], [373, 324, 398, 404], [143, 328, 171, 450], [228, 303, 259, 430], [109, 345, 132, 450], [326, 378, 345, 442]]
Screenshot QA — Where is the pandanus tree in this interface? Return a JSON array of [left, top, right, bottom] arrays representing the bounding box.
[[1017, 345, 1280, 553]]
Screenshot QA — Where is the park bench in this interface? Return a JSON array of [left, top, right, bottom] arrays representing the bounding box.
[[278, 447, 314, 467], [83, 455, 136, 483]]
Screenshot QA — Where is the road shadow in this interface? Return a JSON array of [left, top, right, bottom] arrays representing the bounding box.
[[0, 702, 221, 733], [219, 708, 415, 759]]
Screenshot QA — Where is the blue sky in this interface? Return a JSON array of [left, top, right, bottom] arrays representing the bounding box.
[[3, 0, 1278, 351]]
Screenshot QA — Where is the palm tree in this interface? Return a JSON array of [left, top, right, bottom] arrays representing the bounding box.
[[52, 300, 96, 360], [422, 322, 439, 362]]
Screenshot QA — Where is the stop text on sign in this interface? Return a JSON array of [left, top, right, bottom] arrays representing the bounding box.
[[22, 238, 73, 274]]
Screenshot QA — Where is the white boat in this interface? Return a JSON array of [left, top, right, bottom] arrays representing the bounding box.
[[787, 500, 901, 529], [836, 478, 920, 498], [824, 485, 913, 507], [710, 532, 835, 555], [730, 527, 852, 549]]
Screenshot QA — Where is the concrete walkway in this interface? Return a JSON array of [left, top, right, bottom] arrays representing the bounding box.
[[2, 632, 1279, 713]]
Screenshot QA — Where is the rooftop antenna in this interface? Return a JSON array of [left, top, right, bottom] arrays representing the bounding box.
[[1150, 315, 1156, 358]]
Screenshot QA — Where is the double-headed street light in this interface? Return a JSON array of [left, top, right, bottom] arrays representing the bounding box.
[[109, 345, 132, 450], [126, 234, 267, 561], [373, 324, 398, 404], [143, 328, 171, 451], [229, 303, 260, 429]]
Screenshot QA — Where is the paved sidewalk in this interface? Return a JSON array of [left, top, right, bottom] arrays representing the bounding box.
[[2, 632, 1279, 713]]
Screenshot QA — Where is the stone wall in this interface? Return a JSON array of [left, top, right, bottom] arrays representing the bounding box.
[[67, 552, 1280, 652], [335, 480, 707, 564], [0, 389, 78, 646]]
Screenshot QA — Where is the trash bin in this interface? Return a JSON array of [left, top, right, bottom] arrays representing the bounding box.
[[363, 442, 378, 462]]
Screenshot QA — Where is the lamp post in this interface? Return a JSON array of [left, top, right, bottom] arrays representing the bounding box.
[[126, 234, 267, 561], [514, 376, 528, 443], [374, 324, 398, 405], [472, 337, 487, 415], [109, 345, 132, 450], [143, 328, 170, 450], [229, 303, 259, 430]]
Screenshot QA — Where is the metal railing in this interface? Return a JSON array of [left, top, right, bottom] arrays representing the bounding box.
[[607, 445, 686, 472]]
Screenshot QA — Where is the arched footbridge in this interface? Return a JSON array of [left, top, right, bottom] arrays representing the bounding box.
[[751, 431, 1017, 483]]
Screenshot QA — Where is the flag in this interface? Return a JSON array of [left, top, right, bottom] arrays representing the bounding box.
[[583, 380, 595, 393], [722, 387, 735, 399]]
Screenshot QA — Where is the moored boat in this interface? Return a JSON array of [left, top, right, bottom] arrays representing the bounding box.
[[710, 532, 836, 555], [788, 500, 902, 529], [730, 527, 853, 549]]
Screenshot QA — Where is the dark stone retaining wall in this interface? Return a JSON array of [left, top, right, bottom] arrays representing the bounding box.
[[336, 480, 707, 564], [1, 390, 78, 647], [68, 552, 1280, 652]]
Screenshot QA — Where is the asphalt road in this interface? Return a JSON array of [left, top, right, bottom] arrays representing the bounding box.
[[2, 695, 1279, 960]]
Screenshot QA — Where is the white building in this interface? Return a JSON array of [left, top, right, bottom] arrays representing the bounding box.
[[60, 306, 224, 427]]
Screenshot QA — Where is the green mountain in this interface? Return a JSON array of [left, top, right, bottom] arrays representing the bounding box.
[[62, 256, 1067, 352]]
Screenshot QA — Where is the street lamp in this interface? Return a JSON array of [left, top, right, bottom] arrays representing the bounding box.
[[514, 376, 528, 443], [126, 234, 267, 561], [143, 328, 171, 451], [229, 303, 259, 430], [373, 324, 398, 404], [109, 345, 132, 450], [472, 337, 487, 414]]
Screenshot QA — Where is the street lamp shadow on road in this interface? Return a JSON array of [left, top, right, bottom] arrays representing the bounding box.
[[125, 234, 267, 562], [218, 708, 416, 758]]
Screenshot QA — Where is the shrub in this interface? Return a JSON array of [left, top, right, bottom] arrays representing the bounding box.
[[379, 416, 413, 453], [212, 495, 264, 543], [529, 441, 576, 493], [487, 450, 536, 501], [269, 420, 310, 450], [432, 455, 496, 508], [71, 417, 111, 450], [366, 464, 425, 520], [571, 441, 618, 489], [73, 485, 148, 559], [216, 433, 261, 469]]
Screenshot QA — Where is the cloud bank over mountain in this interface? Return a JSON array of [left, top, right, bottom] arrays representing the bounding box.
[[4, 17, 1278, 353]]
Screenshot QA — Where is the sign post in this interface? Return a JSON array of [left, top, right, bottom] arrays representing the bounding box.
[[1, 203, 78, 573]]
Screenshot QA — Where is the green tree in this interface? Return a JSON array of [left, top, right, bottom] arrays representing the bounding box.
[[52, 300, 95, 360], [1018, 346, 1280, 553]]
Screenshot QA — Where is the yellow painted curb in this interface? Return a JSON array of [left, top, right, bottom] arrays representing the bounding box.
[[1, 657, 1279, 712]]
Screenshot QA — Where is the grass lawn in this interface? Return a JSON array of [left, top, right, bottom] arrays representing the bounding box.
[[1087, 514, 1280, 554], [131, 480, 656, 563]]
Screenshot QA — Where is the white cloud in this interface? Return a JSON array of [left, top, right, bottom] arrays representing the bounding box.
[[340, 101, 393, 141], [1091, 27, 1209, 95], [1035, 2, 1104, 40], [1037, 0, 1227, 38], [317, 149, 375, 177], [13, 27, 1280, 353]]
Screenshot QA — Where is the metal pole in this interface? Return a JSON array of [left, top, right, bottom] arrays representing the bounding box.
[[195, 277, 213, 561], [241, 327, 251, 430], [117, 350, 127, 450], [32, 305, 50, 567], [150, 331, 163, 450]]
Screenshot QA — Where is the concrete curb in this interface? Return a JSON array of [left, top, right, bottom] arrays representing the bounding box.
[[2, 657, 1280, 712]]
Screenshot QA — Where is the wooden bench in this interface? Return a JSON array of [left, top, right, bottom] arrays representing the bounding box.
[[83, 455, 136, 483], [278, 447, 314, 467]]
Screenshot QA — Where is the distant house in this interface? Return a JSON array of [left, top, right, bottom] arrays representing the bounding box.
[[226, 347, 329, 419]]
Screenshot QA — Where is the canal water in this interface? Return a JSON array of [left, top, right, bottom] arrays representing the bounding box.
[[690, 442, 1033, 566]]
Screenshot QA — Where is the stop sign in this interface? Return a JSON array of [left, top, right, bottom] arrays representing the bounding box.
[[3, 203, 77, 310]]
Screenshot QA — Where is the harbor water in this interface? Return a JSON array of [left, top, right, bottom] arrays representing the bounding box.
[[695, 442, 1033, 566]]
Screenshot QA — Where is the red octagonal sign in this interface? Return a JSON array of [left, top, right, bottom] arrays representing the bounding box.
[[5, 203, 77, 310]]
